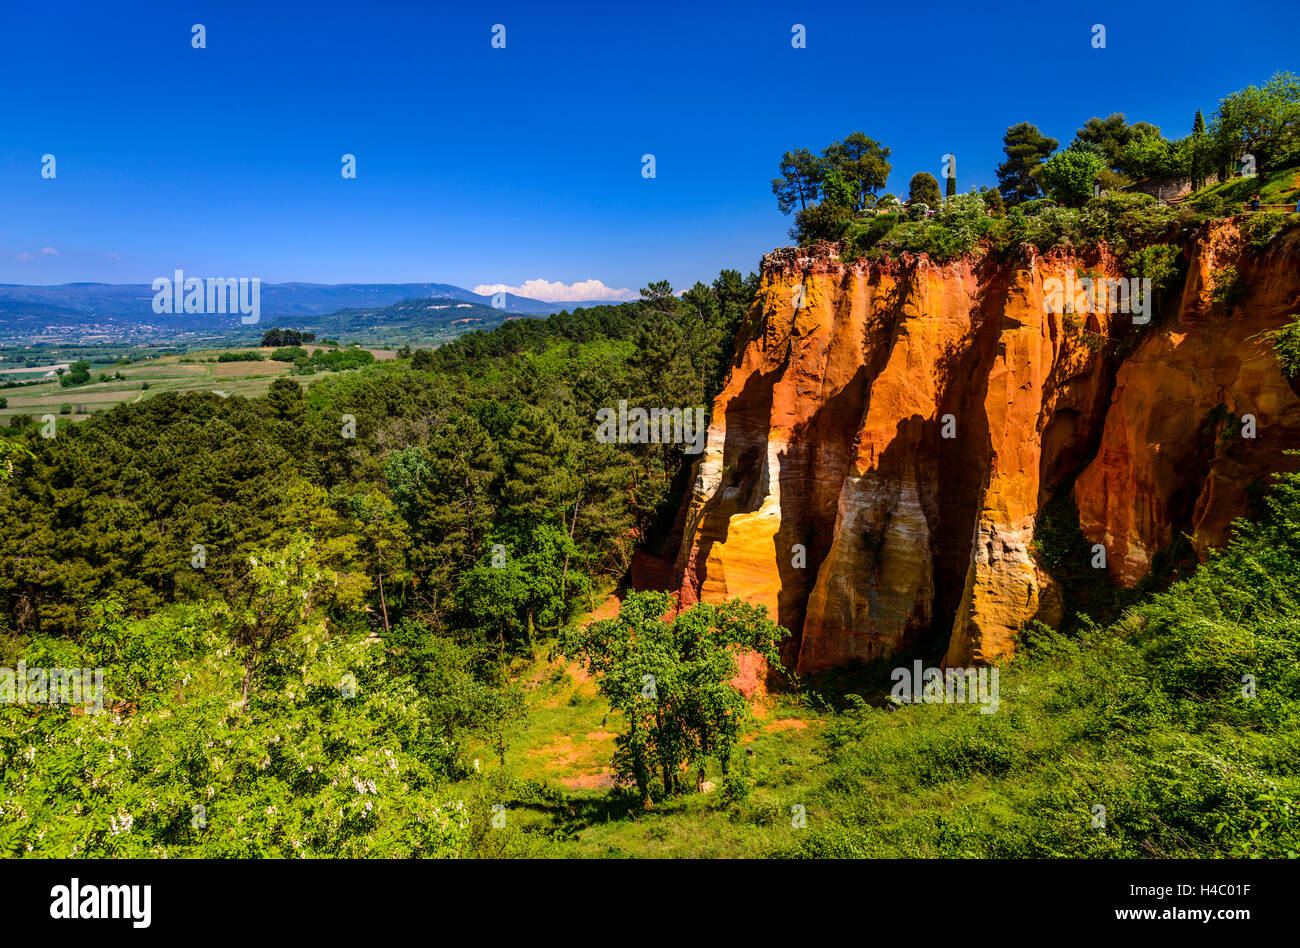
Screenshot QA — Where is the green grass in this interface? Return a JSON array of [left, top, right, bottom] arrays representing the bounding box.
[[446, 473, 1300, 858], [1186, 165, 1300, 210]]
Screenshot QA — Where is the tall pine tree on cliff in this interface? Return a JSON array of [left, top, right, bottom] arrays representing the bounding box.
[[996, 122, 1058, 205]]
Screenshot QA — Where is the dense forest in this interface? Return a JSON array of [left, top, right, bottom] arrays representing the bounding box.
[[0, 271, 761, 855]]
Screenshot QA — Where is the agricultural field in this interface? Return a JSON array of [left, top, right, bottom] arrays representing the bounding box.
[[0, 346, 395, 426]]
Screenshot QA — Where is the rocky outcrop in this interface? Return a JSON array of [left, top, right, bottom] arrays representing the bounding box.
[[674, 222, 1300, 675]]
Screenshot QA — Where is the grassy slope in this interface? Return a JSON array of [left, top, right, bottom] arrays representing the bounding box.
[[1184, 165, 1300, 208], [452, 474, 1300, 859]]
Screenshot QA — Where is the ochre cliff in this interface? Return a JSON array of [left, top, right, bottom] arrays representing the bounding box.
[[674, 221, 1300, 675]]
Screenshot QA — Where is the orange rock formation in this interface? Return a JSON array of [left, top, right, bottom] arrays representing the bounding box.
[[674, 221, 1300, 675]]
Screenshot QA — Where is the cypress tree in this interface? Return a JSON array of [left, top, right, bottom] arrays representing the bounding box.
[[1191, 110, 1207, 191]]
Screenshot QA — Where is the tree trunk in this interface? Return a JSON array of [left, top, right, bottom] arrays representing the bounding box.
[[560, 491, 582, 598], [377, 573, 390, 633]]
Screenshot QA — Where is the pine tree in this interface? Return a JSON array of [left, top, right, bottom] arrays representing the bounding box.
[[996, 123, 1059, 205], [1191, 109, 1207, 191]]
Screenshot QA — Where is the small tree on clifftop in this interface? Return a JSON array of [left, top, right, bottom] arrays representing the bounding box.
[[1039, 141, 1107, 207], [996, 122, 1058, 205], [771, 148, 824, 214], [908, 172, 943, 208]]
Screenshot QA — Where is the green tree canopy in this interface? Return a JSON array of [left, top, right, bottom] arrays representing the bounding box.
[[1210, 71, 1300, 172], [822, 132, 892, 212], [1039, 142, 1107, 207], [771, 148, 825, 214], [996, 123, 1059, 205], [908, 172, 943, 208], [561, 591, 785, 807]]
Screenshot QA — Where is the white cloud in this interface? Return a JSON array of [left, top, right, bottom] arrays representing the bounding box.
[[473, 278, 636, 302], [13, 247, 58, 261]]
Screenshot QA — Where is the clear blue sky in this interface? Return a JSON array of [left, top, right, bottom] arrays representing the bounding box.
[[1, 0, 1295, 296]]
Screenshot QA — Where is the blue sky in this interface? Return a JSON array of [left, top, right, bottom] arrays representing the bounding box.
[[1, 0, 1295, 297]]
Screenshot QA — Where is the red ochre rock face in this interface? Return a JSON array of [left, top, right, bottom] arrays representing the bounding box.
[[673, 224, 1300, 676]]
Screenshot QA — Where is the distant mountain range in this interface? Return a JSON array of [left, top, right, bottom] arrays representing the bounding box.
[[0, 281, 615, 344], [287, 297, 512, 345]]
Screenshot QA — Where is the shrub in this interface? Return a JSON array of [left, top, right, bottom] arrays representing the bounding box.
[[980, 186, 1005, 217], [1191, 192, 1226, 216], [1264, 315, 1300, 378], [217, 350, 265, 362], [908, 172, 942, 208], [59, 361, 91, 388], [304, 348, 375, 373], [720, 770, 755, 808], [1077, 192, 1179, 258], [793, 200, 854, 244], [1240, 211, 1287, 248], [875, 192, 990, 260], [270, 346, 309, 363], [1128, 242, 1182, 300], [1210, 267, 1246, 311], [839, 214, 899, 261]]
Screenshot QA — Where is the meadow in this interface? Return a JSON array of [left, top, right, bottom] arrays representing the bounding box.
[[0, 346, 395, 427]]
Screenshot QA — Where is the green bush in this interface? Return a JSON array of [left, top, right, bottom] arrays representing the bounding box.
[[881, 193, 990, 259], [794, 200, 855, 244], [1210, 266, 1245, 311], [840, 214, 901, 260], [1264, 315, 1300, 378], [1191, 192, 1226, 216], [1127, 242, 1182, 308], [302, 348, 375, 373], [1240, 211, 1287, 248], [216, 350, 265, 363]]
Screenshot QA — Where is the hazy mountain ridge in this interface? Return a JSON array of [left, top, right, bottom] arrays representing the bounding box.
[[0, 281, 613, 343]]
